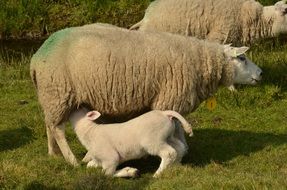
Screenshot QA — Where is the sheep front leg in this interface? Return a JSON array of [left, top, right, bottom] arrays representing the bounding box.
[[46, 125, 61, 156], [82, 151, 93, 163], [99, 150, 120, 176], [51, 124, 78, 166], [102, 161, 118, 176]]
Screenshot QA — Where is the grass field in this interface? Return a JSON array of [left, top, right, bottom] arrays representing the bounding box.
[[0, 36, 287, 189], [0, 0, 150, 39], [1, 0, 287, 188]]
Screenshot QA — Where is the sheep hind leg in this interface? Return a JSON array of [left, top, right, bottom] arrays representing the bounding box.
[[153, 144, 177, 178], [168, 136, 187, 163], [51, 124, 78, 166], [174, 120, 189, 153]]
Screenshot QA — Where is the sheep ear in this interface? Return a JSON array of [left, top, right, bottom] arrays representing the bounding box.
[[224, 46, 249, 57], [275, 1, 287, 15], [224, 45, 237, 57], [223, 44, 232, 48], [234, 46, 249, 56], [86, 111, 101, 121]]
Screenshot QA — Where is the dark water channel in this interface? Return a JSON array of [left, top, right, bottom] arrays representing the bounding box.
[[0, 40, 44, 60]]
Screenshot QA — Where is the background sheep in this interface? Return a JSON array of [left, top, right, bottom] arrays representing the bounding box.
[[130, 0, 287, 46], [30, 23, 262, 165], [70, 108, 193, 177]]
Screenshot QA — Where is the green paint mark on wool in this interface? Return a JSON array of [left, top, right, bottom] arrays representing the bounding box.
[[34, 28, 73, 59]]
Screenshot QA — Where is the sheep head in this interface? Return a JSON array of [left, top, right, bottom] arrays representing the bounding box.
[[224, 45, 262, 85], [263, 0, 287, 36]]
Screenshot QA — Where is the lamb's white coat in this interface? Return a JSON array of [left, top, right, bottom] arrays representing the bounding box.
[[70, 108, 193, 177]]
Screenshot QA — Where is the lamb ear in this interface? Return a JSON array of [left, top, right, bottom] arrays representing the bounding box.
[[275, 1, 287, 15], [86, 111, 101, 121]]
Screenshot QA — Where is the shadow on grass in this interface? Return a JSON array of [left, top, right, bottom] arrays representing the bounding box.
[[74, 170, 152, 190], [0, 127, 33, 152], [184, 128, 287, 166], [260, 63, 287, 92], [24, 181, 58, 190]]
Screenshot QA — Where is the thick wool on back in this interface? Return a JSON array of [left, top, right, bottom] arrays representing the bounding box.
[[139, 0, 270, 45], [30, 24, 234, 126]]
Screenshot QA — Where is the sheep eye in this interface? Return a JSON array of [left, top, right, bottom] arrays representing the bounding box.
[[238, 56, 246, 62]]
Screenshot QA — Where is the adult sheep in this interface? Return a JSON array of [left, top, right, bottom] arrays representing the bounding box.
[[30, 24, 262, 166], [130, 0, 287, 46]]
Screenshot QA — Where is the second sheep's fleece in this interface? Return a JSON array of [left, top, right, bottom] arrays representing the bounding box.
[[131, 0, 287, 45], [70, 108, 193, 177], [30, 23, 262, 165]]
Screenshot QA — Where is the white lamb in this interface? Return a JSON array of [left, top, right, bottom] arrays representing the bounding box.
[[69, 108, 193, 178]]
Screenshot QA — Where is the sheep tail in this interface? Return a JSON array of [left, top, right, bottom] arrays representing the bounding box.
[[162, 110, 193, 137], [129, 20, 143, 30]]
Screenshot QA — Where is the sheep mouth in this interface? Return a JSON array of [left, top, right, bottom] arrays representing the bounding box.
[[251, 78, 261, 85]]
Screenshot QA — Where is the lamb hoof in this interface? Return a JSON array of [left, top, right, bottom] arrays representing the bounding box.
[[132, 168, 140, 178], [126, 167, 140, 178], [121, 167, 140, 178], [87, 160, 100, 168]]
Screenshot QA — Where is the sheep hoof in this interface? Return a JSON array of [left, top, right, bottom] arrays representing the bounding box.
[[153, 173, 160, 178], [227, 85, 237, 92]]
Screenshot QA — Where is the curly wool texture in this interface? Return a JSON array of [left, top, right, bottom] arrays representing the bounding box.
[[30, 24, 234, 126], [137, 0, 272, 45]]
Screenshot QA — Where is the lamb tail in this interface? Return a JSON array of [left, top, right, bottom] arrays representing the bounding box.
[[163, 110, 193, 137]]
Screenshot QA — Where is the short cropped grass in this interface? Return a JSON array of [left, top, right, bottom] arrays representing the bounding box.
[[0, 36, 286, 189]]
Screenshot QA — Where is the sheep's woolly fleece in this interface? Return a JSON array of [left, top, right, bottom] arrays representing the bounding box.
[[134, 0, 272, 45], [30, 24, 234, 126]]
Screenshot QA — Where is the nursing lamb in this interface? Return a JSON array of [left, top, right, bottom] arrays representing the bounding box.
[[131, 0, 287, 46], [70, 108, 193, 177], [30, 23, 262, 166]]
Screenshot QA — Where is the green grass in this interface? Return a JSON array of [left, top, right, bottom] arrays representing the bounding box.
[[0, 37, 287, 189], [0, 0, 151, 39]]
